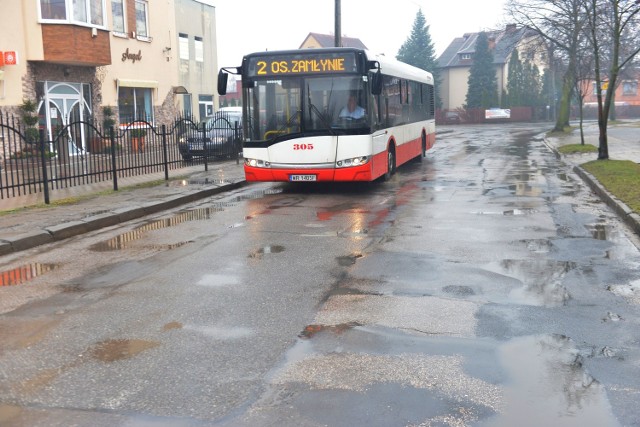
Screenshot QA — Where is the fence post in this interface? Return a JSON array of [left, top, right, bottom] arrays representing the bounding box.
[[162, 124, 169, 181], [202, 120, 209, 172], [234, 121, 240, 165], [109, 126, 118, 191], [39, 129, 50, 205]]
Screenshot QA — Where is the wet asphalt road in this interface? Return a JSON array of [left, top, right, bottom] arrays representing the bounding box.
[[1, 123, 640, 426]]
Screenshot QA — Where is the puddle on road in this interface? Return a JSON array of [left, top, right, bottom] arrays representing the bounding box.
[[0, 263, 60, 286], [183, 324, 253, 339], [90, 206, 222, 251], [168, 178, 231, 187], [442, 285, 476, 296], [587, 224, 609, 240], [248, 245, 285, 258], [485, 259, 574, 306], [336, 253, 363, 266], [472, 208, 537, 216], [235, 188, 283, 203], [519, 239, 553, 254], [298, 322, 361, 339], [493, 334, 619, 426], [88, 338, 160, 362]]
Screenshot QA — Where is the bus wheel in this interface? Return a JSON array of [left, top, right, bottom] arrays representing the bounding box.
[[416, 133, 427, 163], [384, 147, 396, 181]]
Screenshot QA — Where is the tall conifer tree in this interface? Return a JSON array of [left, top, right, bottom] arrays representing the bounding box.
[[465, 32, 498, 109], [396, 10, 441, 108]]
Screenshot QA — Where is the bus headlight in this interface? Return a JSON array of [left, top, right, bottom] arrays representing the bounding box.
[[336, 156, 369, 168], [245, 158, 271, 168]]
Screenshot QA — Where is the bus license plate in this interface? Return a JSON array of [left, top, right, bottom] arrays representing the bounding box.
[[290, 174, 317, 182]]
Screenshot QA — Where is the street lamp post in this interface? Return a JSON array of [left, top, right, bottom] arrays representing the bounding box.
[[335, 0, 341, 47]]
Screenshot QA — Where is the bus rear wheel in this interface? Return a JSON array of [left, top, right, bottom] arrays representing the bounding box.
[[384, 147, 396, 181]]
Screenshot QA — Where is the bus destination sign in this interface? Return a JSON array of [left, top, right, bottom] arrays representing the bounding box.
[[247, 52, 359, 77]]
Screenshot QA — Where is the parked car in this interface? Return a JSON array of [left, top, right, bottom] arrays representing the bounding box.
[[444, 111, 461, 124], [178, 109, 242, 161]]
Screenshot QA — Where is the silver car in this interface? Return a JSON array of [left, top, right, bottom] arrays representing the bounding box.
[[179, 110, 242, 161]]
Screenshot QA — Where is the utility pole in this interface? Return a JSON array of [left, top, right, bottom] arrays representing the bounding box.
[[334, 0, 341, 47]]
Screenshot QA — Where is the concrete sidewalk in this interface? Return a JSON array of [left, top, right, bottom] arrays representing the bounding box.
[[0, 120, 638, 256], [0, 160, 247, 256], [544, 119, 640, 236]]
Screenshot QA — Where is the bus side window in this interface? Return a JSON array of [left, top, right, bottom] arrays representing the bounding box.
[[384, 76, 401, 127]]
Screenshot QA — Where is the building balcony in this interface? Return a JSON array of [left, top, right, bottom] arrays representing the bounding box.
[[42, 24, 111, 66]]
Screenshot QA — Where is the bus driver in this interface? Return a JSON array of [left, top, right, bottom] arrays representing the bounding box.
[[339, 94, 366, 120]]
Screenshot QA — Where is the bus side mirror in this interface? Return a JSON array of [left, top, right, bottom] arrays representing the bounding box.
[[371, 70, 382, 95], [217, 70, 228, 95]]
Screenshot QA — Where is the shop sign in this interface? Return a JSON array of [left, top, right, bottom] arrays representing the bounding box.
[[122, 48, 142, 63]]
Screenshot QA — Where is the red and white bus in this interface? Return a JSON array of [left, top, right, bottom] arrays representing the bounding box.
[[218, 48, 435, 182]]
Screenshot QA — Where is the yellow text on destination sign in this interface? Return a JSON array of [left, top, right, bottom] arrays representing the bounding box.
[[255, 58, 346, 76]]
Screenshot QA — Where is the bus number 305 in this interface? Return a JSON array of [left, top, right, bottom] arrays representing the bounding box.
[[293, 144, 314, 150]]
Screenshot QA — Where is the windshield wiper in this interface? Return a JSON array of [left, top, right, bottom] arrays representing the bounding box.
[[307, 84, 336, 135], [265, 110, 301, 142]]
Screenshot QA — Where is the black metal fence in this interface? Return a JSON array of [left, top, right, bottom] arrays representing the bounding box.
[[0, 111, 242, 203]]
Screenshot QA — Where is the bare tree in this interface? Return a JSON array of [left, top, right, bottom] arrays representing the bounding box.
[[573, 51, 595, 144], [506, 0, 587, 132], [583, 0, 640, 159]]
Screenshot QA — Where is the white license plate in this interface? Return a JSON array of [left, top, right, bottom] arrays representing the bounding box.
[[290, 174, 317, 182]]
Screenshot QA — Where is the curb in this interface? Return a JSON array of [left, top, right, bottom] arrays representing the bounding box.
[[0, 180, 248, 255], [573, 165, 640, 236], [544, 137, 640, 236]]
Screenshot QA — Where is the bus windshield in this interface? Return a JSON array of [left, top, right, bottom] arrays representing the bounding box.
[[245, 75, 369, 142]]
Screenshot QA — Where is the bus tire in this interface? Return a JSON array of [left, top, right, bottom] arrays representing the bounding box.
[[422, 132, 427, 159], [384, 146, 396, 181]]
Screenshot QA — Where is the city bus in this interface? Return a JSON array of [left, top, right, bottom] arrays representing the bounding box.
[[217, 48, 435, 182]]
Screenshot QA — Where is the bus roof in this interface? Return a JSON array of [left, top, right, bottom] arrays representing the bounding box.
[[240, 47, 434, 85], [368, 51, 434, 85]]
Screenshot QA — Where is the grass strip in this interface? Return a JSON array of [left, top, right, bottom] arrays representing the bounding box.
[[582, 159, 640, 213], [557, 144, 598, 154]]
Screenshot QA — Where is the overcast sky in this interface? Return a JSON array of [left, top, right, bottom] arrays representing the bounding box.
[[211, 0, 507, 67]]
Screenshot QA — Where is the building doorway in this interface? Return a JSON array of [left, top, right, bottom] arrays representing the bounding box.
[[37, 81, 93, 155]]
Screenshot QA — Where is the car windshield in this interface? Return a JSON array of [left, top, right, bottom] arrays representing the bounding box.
[[244, 75, 369, 142], [206, 113, 242, 130]]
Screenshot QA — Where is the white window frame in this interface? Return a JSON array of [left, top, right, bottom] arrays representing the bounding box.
[[38, 0, 107, 28], [179, 33, 190, 60], [134, 0, 151, 40], [194, 37, 204, 62], [111, 0, 126, 35], [622, 81, 638, 96]]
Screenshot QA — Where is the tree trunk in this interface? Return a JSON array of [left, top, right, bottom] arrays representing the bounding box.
[[554, 72, 573, 132]]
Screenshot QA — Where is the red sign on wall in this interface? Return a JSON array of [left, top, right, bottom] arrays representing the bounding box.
[[0, 52, 4, 67], [3, 51, 17, 65]]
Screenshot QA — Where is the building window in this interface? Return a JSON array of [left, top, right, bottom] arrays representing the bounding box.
[[183, 94, 193, 117], [461, 53, 472, 60], [135, 0, 149, 38], [118, 87, 154, 124], [622, 81, 637, 96], [179, 33, 189, 60], [194, 37, 204, 62], [40, 0, 105, 26], [111, 0, 125, 34], [40, 0, 67, 19], [199, 95, 214, 119]]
